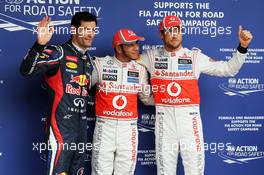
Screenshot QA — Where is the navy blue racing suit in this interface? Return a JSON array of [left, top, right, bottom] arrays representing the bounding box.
[[20, 41, 94, 175]]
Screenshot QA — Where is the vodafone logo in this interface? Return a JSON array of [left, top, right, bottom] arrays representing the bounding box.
[[112, 95, 127, 110], [128, 30, 136, 37], [169, 16, 175, 22], [167, 82, 181, 97]]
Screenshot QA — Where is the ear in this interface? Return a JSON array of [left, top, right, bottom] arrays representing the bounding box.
[[159, 31, 164, 41], [115, 45, 122, 54]]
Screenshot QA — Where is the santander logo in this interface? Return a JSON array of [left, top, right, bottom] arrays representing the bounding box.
[[112, 95, 127, 110]]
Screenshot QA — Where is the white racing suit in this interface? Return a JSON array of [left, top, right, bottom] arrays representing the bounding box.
[[137, 46, 247, 175], [91, 56, 153, 175]]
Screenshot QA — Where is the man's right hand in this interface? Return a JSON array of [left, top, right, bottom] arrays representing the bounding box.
[[238, 25, 253, 48], [37, 16, 54, 45]]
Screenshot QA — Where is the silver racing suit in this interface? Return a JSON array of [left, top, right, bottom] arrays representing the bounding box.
[[91, 56, 153, 175], [137, 45, 247, 175]]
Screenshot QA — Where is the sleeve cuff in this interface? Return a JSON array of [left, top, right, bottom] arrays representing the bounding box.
[[237, 44, 248, 54], [32, 42, 46, 52]]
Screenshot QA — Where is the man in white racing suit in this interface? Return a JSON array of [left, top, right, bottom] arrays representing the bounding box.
[[137, 16, 253, 175], [91, 29, 154, 175]]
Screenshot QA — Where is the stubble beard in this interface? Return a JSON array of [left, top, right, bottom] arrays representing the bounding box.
[[165, 41, 182, 52]]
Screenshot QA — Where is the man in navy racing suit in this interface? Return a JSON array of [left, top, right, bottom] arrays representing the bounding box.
[[20, 12, 97, 175]]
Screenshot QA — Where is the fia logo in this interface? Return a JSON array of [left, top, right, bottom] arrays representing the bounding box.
[[6, 0, 23, 4], [0, 13, 70, 32]]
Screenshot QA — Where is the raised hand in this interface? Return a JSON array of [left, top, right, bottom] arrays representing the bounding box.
[[238, 25, 253, 48], [37, 16, 54, 45]]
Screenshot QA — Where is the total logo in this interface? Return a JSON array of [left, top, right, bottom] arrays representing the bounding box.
[[218, 145, 264, 164], [112, 95, 127, 110], [219, 77, 264, 97], [71, 74, 89, 86], [167, 82, 181, 97]]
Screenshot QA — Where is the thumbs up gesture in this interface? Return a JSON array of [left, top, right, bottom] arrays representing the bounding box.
[[238, 25, 253, 48]]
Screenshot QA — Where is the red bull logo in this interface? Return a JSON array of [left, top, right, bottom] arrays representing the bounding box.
[[70, 75, 89, 86], [65, 84, 88, 96]]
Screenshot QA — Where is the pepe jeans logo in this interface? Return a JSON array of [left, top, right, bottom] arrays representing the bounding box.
[[219, 78, 264, 97]]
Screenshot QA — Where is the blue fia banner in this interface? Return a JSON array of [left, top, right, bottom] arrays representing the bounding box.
[[0, 0, 263, 174]]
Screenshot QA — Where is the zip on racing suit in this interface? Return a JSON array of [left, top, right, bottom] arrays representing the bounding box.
[[91, 55, 154, 175], [20, 41, 94, 175], [137, 45, 247, 175]]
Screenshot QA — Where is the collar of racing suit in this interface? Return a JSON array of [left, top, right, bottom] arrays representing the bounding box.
[[66, 40, 91, 61], [71, 41, 89, 54], [113, 55, 135, 66], [160, 46, 185, 57]]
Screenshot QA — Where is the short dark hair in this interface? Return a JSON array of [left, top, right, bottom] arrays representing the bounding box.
[[71, 12, 97, 28]]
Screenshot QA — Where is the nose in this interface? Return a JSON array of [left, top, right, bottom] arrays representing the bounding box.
[[85, 28, 96, 38], [132, 43, 139, 51]]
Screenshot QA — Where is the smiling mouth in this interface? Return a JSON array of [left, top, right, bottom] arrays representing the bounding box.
[[84, 38, 92, 42]]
